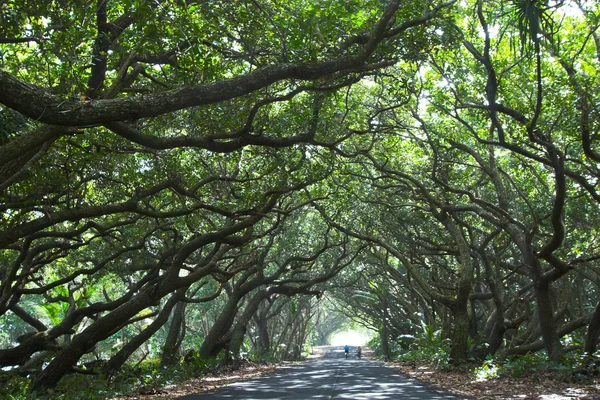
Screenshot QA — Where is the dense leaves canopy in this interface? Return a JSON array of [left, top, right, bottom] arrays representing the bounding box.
[[1, 0, 600, 397]]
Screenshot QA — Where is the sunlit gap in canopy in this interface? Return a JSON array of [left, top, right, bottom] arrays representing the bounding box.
[[330, 328, 372, 346]]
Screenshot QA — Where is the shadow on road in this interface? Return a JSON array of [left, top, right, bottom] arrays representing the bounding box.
[[179, 346, 465, 399]]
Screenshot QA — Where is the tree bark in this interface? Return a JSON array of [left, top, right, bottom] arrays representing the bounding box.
[[227, 290, 268, 358], [380, 296, 392, 361], [481, 252, 508, 357], [0, 0, 450, 128], [502, 314, 591, 358], [31, 286, 159, 394], [161, 300, 187, 366], [198, 291, 245, 360], [584, 298, 600, 356], [449, 303, 470, 362], [440, 214, 474, 362], [102, 291, 183, 375], [534, 278, 563, 361], [253, 307, 271, 356]]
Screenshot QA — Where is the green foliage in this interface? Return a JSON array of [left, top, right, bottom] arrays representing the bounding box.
[[246, 348, 279, 363], [366, 335, 385, 356], [472, 349, 599, 382], [10, 354, 228, 400], [502, 352, 549, 378], [396, 323, 451, 369], [501, 0, 555, 53], [1, 374, 28, 400], [366, 323, 450, 368], [473, 355, 500, 381], [2, 0, 600, 394]]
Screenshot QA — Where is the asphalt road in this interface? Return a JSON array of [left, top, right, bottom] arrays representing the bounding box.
[[179, 346, 466, 399]]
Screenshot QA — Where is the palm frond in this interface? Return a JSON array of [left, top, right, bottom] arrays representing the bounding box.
[[500, 0, 556, 56]]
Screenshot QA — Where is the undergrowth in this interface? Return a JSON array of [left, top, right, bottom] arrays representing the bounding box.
[[368, 323, 600, 385], [474, 350, 600, 382], [368, 322, 451, 369], [2, 352, 253, 400]]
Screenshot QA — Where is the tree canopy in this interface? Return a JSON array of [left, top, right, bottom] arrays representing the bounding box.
[[1, 0, 600, 397]]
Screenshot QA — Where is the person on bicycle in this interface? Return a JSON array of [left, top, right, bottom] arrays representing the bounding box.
[[344, 345, 349, 358], [357, 346, 362, 359]]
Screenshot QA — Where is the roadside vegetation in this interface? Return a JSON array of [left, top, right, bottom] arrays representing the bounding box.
[[368, 325, 600, 398]]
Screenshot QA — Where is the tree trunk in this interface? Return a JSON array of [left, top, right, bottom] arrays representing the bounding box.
[[449, 302, 470, 362], [469, 298, 478, 339], [481, 252, 507, 358], [103, 291, 183, 375], [227, 290, 268, 359], [485, 320, 507, 357], [441, 214, 474, 362], [199, 268, 271, 360], [199, 293, 243, 360], [161, 300, 187, 366], [282, 310, 302, 360], [507, 227, 563, 361], [254, 311, 271, 356], [380, 296, 392, 361], [584, 298, 600, 356], [30, 286, 160, 394], [534, 278, 563, 361]]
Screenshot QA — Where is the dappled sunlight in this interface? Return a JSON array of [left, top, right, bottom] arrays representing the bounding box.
[[179, 346, 462, 399]]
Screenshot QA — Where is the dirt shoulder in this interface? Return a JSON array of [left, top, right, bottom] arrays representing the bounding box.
[[392, 361, 600, 400], [110, 361, 278, 400]]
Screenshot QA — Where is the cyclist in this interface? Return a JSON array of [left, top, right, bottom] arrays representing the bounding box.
[[357, 346, 362, 359], [344, 345, 349, 358]]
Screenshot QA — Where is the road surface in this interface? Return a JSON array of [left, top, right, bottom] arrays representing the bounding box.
[[179, 346, 466, 399]]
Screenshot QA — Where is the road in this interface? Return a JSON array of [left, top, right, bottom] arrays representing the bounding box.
[[179, 346, 466, 399]]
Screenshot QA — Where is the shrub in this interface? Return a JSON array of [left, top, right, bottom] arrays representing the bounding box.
[[367, 323, 451, 368], [473, 355, 499, 381]]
